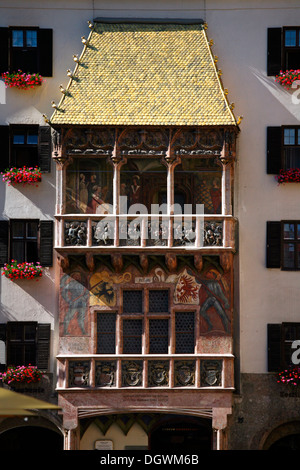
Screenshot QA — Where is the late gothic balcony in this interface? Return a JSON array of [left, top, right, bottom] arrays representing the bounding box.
[[56, 353, 234, 390], [55, 213, 236, 253]]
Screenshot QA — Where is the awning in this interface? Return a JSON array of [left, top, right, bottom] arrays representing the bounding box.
[[0, 387, 61, 416]]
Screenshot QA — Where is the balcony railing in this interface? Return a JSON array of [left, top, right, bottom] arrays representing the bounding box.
[[55, 214, 236, 251], [56, 354, 234, 390]]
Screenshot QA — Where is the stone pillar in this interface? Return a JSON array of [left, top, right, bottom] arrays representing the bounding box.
[[212, 407, 232, 450]]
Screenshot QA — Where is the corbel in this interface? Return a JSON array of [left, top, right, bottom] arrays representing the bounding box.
[[139, 254, 149, 274], [111, 253, 123, 273], [165, 253, 177, 273], [85, 253, 95, 272], [194, 254, 203, 272], [58, 254, 69, 272], [220, 252, 233, 273]]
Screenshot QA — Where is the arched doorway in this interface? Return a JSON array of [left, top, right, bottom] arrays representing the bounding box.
[[149, 415, 212, 451], [268, 434, 300, 450], [263, 421, 300, 450], [0, 426, 63, 450]]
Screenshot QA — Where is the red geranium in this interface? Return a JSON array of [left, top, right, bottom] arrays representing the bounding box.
[[276, 168, 300, 184], [1, 70, 43, 89], [1, 166, 42, 186], [0, 365, 43, 385], [277, 365, 300, 386], [2, 260, 43, 280], [275, 69, 300, 89]]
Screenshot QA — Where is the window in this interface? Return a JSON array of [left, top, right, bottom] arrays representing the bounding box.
[[267, 27, 300, 75], [266, 126, 300, 174], [11, 126, 39, 168], [267, 221, 300, 270], [175, 312, 195, 354], [96, 313, 116, 354], [96, 289, 196, 355], [282, 222, 300, 270], [0, 26, 53, 76], [11, 219, 39, 263], [0, 219, 53, 267], [0, 322, 51, 369], [0, 125, 51, 172], [10, 28, 38, 73], [268, 323, 300, 371]]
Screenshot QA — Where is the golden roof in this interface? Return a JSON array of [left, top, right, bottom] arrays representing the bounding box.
[[50, 20, 237, 127]]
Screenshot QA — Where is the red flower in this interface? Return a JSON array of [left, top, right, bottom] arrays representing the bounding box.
[[275, 168, 300, 184], [1, 71, 43, 89]]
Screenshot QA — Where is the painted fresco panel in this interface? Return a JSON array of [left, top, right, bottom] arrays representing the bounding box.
[[59, 260, 232, 340]]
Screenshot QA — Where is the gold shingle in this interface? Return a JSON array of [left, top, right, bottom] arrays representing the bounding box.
[[51, 22, 237, 126]]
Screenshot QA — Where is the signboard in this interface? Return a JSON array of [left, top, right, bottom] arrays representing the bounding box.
[[95, 440, 113, 450]]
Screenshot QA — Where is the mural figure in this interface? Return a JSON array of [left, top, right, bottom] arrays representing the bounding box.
[[60, 271, 89, 335], [210, 178, 221, 213], [200, 269, 230, 333], [86, 185, 105, 213], [79, 173, 89, 212], [195, 173, 222, 214], [129, 175, 141, 205]]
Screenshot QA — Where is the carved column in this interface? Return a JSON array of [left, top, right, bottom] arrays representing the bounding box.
[[220, 129, 236, 216], [64, 427, 80, 450]]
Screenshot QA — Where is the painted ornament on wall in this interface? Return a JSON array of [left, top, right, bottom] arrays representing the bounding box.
[[90, 271, 132, 306], [174, 270, 201, 304], [135, 266, 231, 334]]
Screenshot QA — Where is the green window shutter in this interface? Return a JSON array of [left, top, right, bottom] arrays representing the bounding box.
[[36, 323, 51, 370], [267, 127, 282, 174], [37, 29, 53, 77], [38, 126, 52, 172], [0, 28, 9, 73], [0, 126, 10, 172], [267, 324, 281, 372], [266, 221, 281, 268], [267, 28, 282, 76], [39, 220, 53, 267], [0, 220, 9, 267]]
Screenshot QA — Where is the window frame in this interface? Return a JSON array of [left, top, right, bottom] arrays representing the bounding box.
[[10, 219, 39, 264], [267, 26, 300, 76], [281, 220, 300, 271], [282, 26, 300, 70], [0, 219, 54, 267], [96, 288, 196, 356], [10, 124, 39, 168], [0, 26, 53, 77], [282, 125, 300, 170], [3, 321, 51, 370], [268, 322, 300, 371]]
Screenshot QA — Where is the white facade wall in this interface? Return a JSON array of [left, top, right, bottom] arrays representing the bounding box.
[[0, 0, 299, 379]]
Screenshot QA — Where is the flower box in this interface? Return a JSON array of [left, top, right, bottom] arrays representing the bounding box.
[[277, 365, 300, 386], [1, 70, 43, 89], [1, 166, 42, 186], [276, 168, 300, 184], [275, 69, 300, 89], [0, 365, 43, 386], [2, 260, 43, 280]]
